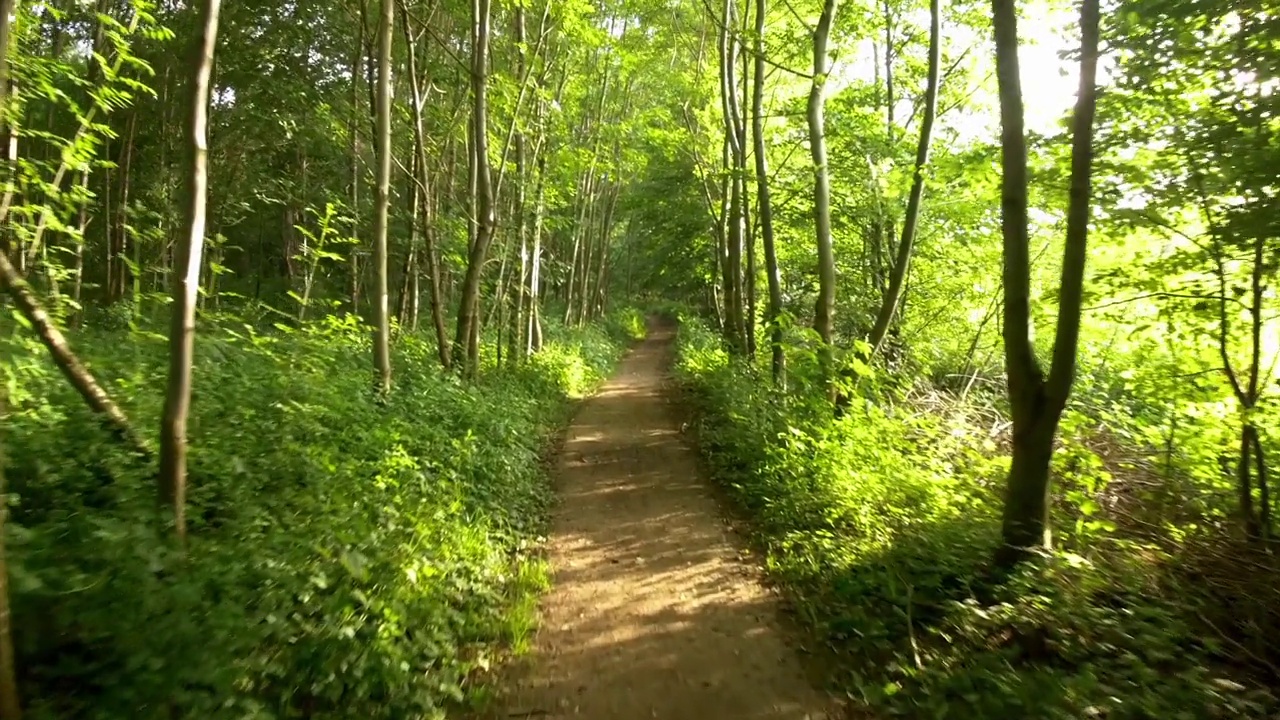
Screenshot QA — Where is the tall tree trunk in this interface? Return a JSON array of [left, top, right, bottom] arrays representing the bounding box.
[[740, 3, 756, 357], [1245, 233, 1268, 536], [371, 0, 394, 392], [563, 171, 592, 323], [527, 152, 546, 354], [511, 3, 528, 363], [71, 123, 99, 316], [716, 135, 731, 328], [809, 0, 838, 397], [395, 149, 420, 328], [591, 182, 619, 318], [159, 0, 221, 543], [119, 113, 138, 309], [867, 0, 941, 355], [348, 21, 363, 315], [400, 5, 451, 368], [1199, 172, 1267, 536], [574, 186, 597, 326], [994, 0, 1100, 567], [453, 0, 494, 376], [718, 0, 745, 352], [0, 4, 20, 710], [753, 0, 784, 387], [70, 0, 108, 314]]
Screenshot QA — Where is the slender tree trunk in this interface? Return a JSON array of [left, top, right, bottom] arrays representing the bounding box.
[[348, 23, 363, 315], [118, 112, 137, 307], [809, 0, 838, 397], [453, 0, 494, 376], [994, 0, 1100, 567], [740, 5, 755, 357], [883, 0, 895, 143], [591, 183, 619, 318], [718, 0, 746, 352], [0, 253, 146, 453], [371, 0, 394, 392], [1237, 424, 1258, 536], [410, 254, 420, 331], [717, 134, 731, 327], [1255, 430, 1269, 539], [0, 92, 17, 266], [575, 188, 597, 326], [511, 3, 528, 362], [0, 3, 20, 708], [527, 152, 546, 354], [563, 172, 592, 323], [753, 0, 784, 387], [867, 0, 942, 355], [1246, 234, 1267, 536], [401, 7, 450, 368], [159, 0, 220, 543], [396, 150, 420, 327], [70, 1, 108, 313]]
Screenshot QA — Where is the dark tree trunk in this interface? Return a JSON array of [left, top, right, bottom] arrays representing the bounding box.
[[0, 386, 17, 720], [453, 0, 495, 376], [993, 0, 1100, 568]]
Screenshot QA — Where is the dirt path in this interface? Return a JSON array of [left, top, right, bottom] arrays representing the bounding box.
[[484, 320, 837, 720]]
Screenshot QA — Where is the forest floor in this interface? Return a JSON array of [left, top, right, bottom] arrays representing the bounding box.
[[479, 319, 840, 720]]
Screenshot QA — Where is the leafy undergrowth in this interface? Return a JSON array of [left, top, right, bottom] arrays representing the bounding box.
[[1, 312, 631, 719], [674, 317, 1275, 719]]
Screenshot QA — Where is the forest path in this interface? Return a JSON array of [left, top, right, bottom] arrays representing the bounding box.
[[481, 318, 838, 720]]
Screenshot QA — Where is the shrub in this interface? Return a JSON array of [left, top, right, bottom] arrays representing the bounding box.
[[673, 316, 1273, 720], [604, 306, 647, 343], [1, 314, 623, 719]]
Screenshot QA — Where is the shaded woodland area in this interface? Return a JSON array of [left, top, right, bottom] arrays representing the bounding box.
[[0, 0, 1277, 716]]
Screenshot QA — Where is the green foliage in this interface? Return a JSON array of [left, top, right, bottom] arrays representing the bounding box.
[[603, 306, 647, 343], [1, 316, 624, 719], [674, 316, 1275, 719]]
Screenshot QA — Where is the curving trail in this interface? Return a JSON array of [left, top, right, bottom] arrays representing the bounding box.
[[483, 319, 838, 720]]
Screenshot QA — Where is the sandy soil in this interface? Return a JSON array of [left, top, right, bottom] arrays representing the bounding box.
[[481, 320, 839, 720]]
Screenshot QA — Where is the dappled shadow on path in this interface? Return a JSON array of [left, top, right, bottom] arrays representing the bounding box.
[[479, 321, 836, 720]]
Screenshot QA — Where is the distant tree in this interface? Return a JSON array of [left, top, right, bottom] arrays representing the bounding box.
[[371, 0, 394, 392]]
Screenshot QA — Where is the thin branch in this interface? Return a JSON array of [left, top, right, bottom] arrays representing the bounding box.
[[698, 0, 813, 77], [1194, 172, 1247, 405], [1084, 291, 1249, 313], [778, 0, 814, 33]]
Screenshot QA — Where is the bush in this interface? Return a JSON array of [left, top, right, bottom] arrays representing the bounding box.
[[604, 306, 647, 343], [1, 314, 624, 719], [673, 316, 1273, 720]]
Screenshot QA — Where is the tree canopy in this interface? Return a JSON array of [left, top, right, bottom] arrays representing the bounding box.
[[0, 0, 1278, 715]]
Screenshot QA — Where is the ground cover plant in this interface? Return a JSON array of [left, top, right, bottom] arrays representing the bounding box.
[[676, 312, 1280, 719], [3, 313, 631, 718]]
